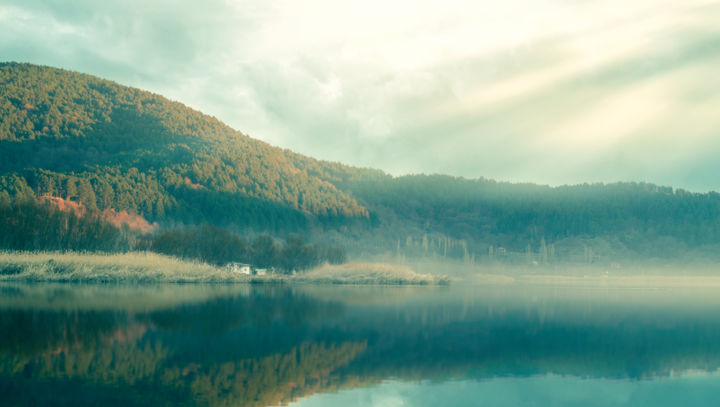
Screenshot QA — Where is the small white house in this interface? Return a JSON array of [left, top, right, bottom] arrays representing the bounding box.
[[228, 263, 251, 275], [254, 268, 267, 276]]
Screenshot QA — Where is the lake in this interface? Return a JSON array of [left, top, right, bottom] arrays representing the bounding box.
[[2, 281, 720, 406]]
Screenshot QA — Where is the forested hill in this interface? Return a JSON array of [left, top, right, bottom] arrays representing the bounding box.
[[0, 62, 383, 231], [343, 175, 720, 261], [4, 62, 720, 262]]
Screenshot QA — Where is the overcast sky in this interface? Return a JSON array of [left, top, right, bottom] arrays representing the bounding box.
[[3, 0, 720, 190]]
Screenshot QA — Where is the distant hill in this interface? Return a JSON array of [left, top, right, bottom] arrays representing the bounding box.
[[343, 175, 720, 262], [4, 62, 720, 263]]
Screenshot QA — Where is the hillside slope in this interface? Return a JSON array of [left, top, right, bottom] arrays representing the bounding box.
[[0, 62, 383, 232], [4, 62, 720, 263]]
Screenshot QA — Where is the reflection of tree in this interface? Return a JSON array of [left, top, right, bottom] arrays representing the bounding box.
[[165, 341, 367, 407], [0, 338, 366, 407], [150, 288, 343, 334], [7, 285, 720, 406], [334, 305, 720, 381], [0, 288, 364, 407], [0, 340, 167, 386], [0, 309, 129, 355], [0, 333, 177, 407]]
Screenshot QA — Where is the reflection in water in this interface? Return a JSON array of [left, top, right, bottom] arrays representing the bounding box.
[[1, 283, 720, 406], [292, 375, 720, 407]]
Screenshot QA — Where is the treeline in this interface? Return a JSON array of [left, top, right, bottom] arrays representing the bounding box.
[[143, 225, 347, 271], [0, 197, 131, 252], [0, 197, 346, 271], [342, 175, 720, 262]]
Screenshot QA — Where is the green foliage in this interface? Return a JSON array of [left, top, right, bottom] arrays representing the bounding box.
[[0, 62, 370, 229], [145, 225, 247, 266], [144, 227, 347, 271], [0, 199, 130, 252], [5, 62, 720, 263], [344, 174, 720, 262]]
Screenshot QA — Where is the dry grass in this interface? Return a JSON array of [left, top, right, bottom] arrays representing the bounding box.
[[294, 262, 449, 285], [0, 253, 448, 285], [0, 251, 279, 283]]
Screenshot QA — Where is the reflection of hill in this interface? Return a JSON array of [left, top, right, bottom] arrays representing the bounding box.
[[0, 338, 365, 407], [0, 340, 167, 386], [328, 286, 720, 381], [4, 284, 720, 406], [294, 285, 450, 306], [0, 308, 131, 355], [168, 341, 367, 407], [150, 287, 343, 334], [339, 314, 720, 381], [0, 286, 365, 407]]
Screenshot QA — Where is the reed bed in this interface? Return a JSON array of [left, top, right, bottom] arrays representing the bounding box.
[[294, 262, 450, 285], [0, 252, 447, 285], [0, 251, 273, 283]]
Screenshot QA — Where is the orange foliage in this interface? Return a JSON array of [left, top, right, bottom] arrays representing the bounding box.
[[39, 195, 85, 216], [39, 195, 157, 233], [183, 177, 204, 190], [102, 208, 157, 233]]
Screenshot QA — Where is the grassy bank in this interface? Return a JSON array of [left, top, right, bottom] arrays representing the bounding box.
[[0, 251, 275, 283], [0, 252, 446, 285], [294, 262, 450, 285]]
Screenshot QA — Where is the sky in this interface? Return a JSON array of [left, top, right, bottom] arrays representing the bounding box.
[[2, 0, 720, 190], [291, 375, 720, 407]]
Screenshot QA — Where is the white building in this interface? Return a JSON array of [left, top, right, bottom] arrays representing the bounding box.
[[228, 263, 251, 275]]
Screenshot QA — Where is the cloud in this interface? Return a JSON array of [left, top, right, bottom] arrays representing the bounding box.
[[2, 0, 720, 189], [292, 375, 720, 407]]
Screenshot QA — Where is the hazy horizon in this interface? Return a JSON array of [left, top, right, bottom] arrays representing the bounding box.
[[3, 0, 720, 191]]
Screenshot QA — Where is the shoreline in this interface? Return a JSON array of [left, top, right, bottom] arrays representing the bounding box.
[[0, 251, 448, 286]]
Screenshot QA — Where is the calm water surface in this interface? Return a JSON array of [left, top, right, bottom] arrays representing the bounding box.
[[1, 282, 720, 406]]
